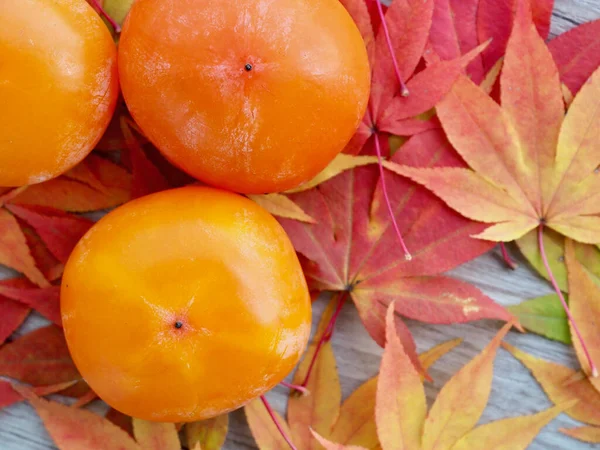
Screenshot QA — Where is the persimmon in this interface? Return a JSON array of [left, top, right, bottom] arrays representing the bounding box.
[[118, 0, 371, 194], [61, 186, 311, 422], [0, 0, 119, 187]]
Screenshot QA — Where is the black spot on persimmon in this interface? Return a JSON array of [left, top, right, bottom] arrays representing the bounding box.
[[174, 321, 183, 329], [245, 64, 253, 72]]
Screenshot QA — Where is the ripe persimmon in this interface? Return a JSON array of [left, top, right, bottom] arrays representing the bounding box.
[[61, 186, 311, 422], [118, 0, 371, 194], [0, 0, 119, 187]]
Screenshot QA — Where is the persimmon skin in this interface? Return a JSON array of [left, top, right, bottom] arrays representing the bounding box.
[[61, 186, 311, 422], [118, 0, 371, 194], [0, 0, 118, 187]]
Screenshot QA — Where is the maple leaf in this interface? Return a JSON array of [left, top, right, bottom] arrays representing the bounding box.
[[13, 383, 184, 450], [390, 1, 600, 244], [185, 415, 229, 450], [279, 131, 510, 371], [503, 343, 600, 426], [565, 239, 600, 384], [17, 385, 141, 449], [324, 336, 461, 449], [549, 18, 600, 96], [317, 305, 568, 450], [388, 0, 600, 371], [246, 298, 463, 450], [508, 294, 571, 344], [339, 0, 482, 156]]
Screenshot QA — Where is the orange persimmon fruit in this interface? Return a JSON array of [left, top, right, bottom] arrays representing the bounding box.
[[61, 186, 311, 422], [0, 0, 119, 187], [118, 0, 371, 194]]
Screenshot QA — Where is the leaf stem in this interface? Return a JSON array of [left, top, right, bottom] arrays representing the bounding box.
[[374, 133, 412, 260], [88, 0, 121, 33], [374, 0, 409, 97], [538, 225, 597, 377], [279, 381, 309, 396], [301, 292, 349, 387], [259, 396, 297, 450], [499, 242, 518, 270]]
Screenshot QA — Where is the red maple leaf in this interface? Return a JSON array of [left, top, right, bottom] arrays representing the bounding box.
[[280, 129, 513, 370], [339, 0, 482, 156]]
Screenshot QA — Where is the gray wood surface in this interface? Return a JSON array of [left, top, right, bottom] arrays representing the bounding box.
[[1, 1, 600, 448]]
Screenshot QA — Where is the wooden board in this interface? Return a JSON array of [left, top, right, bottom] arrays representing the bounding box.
[[1, 0, 599, 448]]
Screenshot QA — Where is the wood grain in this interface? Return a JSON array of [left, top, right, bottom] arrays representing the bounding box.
[[1, 1, 599, 448]]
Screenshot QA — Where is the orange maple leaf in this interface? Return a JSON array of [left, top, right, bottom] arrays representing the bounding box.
[[14, 384, 182, 450], [246, 297, 465, 450], [389, 0, 600, 244], [314, 306, 572, 450]]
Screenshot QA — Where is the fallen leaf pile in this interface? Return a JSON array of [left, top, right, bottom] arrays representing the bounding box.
[[1, 0, 600, 448]]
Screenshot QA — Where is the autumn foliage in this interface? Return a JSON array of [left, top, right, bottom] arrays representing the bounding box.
[[1, 0, 600, 448]]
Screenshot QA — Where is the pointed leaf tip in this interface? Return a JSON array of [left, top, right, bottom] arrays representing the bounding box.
[[452, 401, 577, 450], [422, 322, 512, 450], [0, 209, 49, 287], [310, 429, 368, 450], [560, 425, 600, 443], [375, 303, 426, 450], [502, 342, 600, 426], [249, 194, 315, 224]]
